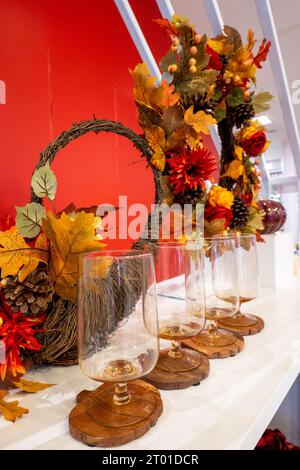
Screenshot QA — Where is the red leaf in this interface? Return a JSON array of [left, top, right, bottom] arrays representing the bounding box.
[[254, 39, 271, 68]]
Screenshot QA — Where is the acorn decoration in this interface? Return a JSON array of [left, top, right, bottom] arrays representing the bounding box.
[[229, 196, 249, 230], [2, 269, 54, 316]]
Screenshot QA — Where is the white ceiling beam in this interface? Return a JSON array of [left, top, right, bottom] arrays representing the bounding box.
[[255, 0, 300, 180], [156, 0, 174, 19], [203, 0, 224, 35], [114, 0, 161, 80]]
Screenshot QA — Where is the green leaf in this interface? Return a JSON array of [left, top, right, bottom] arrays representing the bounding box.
[[244, 206, 265, 233], [16, 203, 46, 238], [31, 162, 57, 201], [213, 87, 223, 102], [226, 87, 244, 107], [160, 51, 178, 73], [224, 25, 243, 52], [195, 34, 210, 70], [214, 108, 227, 122], [177, 70, 219, 96], [252, 91, 273, 114]]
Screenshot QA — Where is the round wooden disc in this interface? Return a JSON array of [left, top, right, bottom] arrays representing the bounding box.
[[218, 314, 265, 336], [143, 348, 210, 390], [182, 329, 244, 359], [69, 379, 163, 448]]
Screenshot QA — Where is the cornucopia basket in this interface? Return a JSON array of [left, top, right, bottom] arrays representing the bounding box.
[[30, 118, 162, 366]]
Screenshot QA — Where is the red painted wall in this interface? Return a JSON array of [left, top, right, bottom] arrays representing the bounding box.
[[0, 0, 218, 244]]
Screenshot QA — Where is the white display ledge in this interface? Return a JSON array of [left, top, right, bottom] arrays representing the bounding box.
[[1, 281, 300, 450]]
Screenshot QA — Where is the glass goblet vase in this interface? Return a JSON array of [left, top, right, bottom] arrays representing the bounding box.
[[69, 250, 162, 448], [183, 236, 244, 359], [218, 234, 264, 335], [144, 241, 209, 390]]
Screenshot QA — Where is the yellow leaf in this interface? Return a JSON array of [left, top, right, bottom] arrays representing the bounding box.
[[166, 127, 186, 151], [42, 211, 106, 301], [247, 29, 257, 52], [223, 160, 246, 181], [0, 228, 49, 280], [130, 63, 157, 106], [144, 127, 166, 171], [208, 38, 234, 56], [149, 80, 180, 109], [12, 378, 55, 393], [184, 107, 216, 135], [204, 218, 226, 237], [234, 145, 244, 162], [19, 233, 50, 282], [0, 390, 28, 422]]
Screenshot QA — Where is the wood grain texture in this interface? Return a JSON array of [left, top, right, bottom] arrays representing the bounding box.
[[183, 330, 244, 359], [143, 348, 210, 390], [69, 380, 163, 447], [218, 314, 265, 336]]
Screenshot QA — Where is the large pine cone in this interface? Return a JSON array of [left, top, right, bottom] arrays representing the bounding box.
[[229, 196, 249, 230], [2, 269, 54, 316]]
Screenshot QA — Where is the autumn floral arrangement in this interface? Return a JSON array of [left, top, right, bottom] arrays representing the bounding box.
[[131, 15, 272, 239], [0, 163, 105, 420]]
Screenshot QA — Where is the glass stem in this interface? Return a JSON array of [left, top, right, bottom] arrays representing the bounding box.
[[208, 320, 219, 337], [168, 340, 183, 358], [113, 382, 131, 406]]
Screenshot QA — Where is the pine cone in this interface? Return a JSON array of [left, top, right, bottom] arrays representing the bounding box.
[[229, 196, 249, 230], [174, 189, 205, 207], [180, 94, 217, 115], [228, 103, 255, 128], [219, 176, 236, 191], [2, 269, 54, 316], [220, 55, 229, 69]]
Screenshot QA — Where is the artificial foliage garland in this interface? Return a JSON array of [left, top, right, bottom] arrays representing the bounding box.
[[132, 15, 272, 239], [0, 15, 272, 421]]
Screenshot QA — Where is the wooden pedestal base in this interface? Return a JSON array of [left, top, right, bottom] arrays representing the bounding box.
[[183, 329, 244, 359], [144, 348, 210, 390], [69, 380, 163, 447], [218, 314, 265, 336]]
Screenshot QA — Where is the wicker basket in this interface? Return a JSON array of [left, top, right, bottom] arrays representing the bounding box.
[[31, 118, 162, 366]]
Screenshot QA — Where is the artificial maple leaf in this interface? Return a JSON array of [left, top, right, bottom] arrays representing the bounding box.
[[153, 18, 179, 36], [0, 390, 28, 422], [184, 107, 216, 135], [0, 228, 49, 281], [208, 37, 234, 56], [144, 127, 166, 171], [12, 378, 55, 393], [149, 80, 180, 109], [247, 29, 257, 53], [165, 127, 186, 151], [204, 218, 226, 237], [42, 211, 106, 301], [130, 63, 157, 106], [19, 232, 49, 281], [254, 39, 271, 68]]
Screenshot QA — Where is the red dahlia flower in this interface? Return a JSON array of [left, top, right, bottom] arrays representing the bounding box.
[[0, 299, 45, 381], [168, 147, 217, 195]]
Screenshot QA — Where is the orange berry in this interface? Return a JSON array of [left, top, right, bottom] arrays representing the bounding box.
[[190, 46, 198, 56], [189, 65, 197, 74], [194, 34, 202, 44], [168, 64, 178, 73], [189, 58, 196, 66]]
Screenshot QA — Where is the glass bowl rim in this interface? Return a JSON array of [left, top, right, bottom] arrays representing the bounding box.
[[82, 249, 154, 261]]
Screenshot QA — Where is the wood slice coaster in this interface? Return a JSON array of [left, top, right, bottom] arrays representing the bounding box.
[[143, 348, 210, 390], [182, 329, 244, 359], [69, 379, 163, 447], [217, 314, 265, 336]]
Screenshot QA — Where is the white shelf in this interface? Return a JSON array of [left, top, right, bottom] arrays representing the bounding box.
[[1, 281, 300, 450]]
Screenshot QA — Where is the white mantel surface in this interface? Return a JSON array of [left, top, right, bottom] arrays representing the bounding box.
[[1, 281, 300, 450]]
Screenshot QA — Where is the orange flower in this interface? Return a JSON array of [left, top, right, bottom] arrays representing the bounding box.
[[0, 297, 45, 381]]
